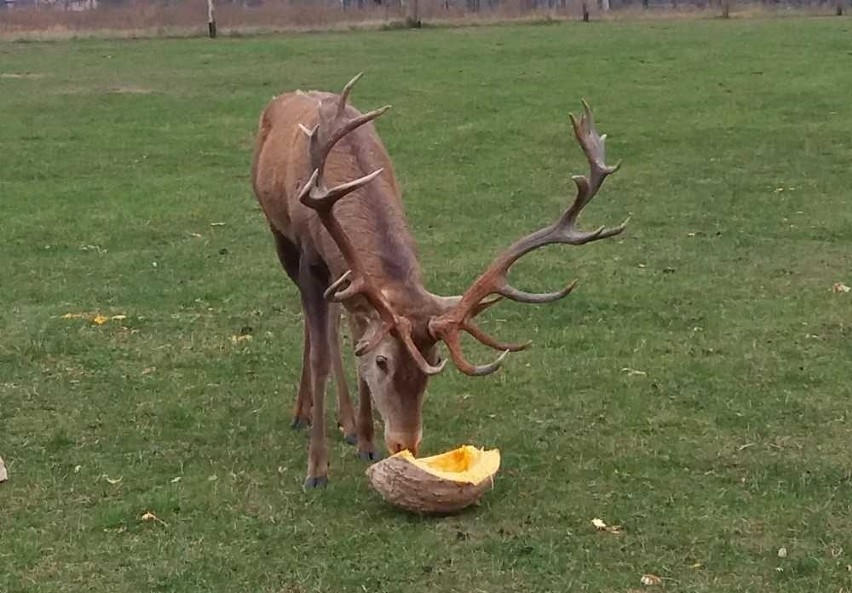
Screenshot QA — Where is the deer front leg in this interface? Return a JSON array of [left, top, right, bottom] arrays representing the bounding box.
[[329, 303, 357, 444], [347, 314, 380, 461], [299, 262, 332, 489], [356, 376, 381, 462]]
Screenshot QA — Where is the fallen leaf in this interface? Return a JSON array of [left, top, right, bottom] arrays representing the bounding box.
[[170, 476, 182, 483], [833, 282, 850, 294], [110, 314, 127, 321], [92, 314, 109, 325], [103, 475, 123, 485], [0, 456, 7, 483], [777, 547, 788, 558], [621, 367, 647, 377], [640, 574, 662, 586], [689, 562, 703, 569], [591, 517, 623, 534], [230, 334, 252, 345], [141, 367, 156, 376], [140, 511, 167, 526], [210, 222, 226, 227], [74, 465, 82, 473], [61, 313, 87, 319]]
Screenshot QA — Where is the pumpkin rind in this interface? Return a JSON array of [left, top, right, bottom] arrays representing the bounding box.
[[366, 447, 500, 514]]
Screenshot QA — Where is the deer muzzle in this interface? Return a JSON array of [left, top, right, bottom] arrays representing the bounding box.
[[384, 430, 421, 457]]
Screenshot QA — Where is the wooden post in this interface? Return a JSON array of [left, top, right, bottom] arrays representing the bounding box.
[[405, 0, 421, 27], [721, 0, 729, 17], [582, 0, 589, 19], [207, 0, 217, 37], [836, 0, 842, 15]]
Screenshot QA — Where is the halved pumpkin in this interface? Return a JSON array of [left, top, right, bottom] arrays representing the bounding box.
[[366, 445, 500, 514]]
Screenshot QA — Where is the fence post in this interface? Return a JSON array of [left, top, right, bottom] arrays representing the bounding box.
[[582, 0, 589, 19], [207, 0, 217, 37], [406, 0, 421, 27], [721, 0, 729, 17], [836, 0, 842, 15]]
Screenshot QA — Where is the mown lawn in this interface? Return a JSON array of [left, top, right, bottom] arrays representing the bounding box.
[[1, 17, 851, 593]]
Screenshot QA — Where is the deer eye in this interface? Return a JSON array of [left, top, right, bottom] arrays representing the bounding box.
[[375, 355, 389, 373]]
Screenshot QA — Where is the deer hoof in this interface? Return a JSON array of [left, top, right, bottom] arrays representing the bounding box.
[[291, 417, 310, 430], [343, 433, 358, 446], [358, 449, 383, 463], [303, 475, 329, 490]]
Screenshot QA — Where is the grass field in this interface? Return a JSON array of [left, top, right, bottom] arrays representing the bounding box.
[[2, 17, 852, 593]]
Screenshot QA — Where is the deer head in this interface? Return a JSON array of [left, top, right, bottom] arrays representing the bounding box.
[[298, 74, 627, 455]]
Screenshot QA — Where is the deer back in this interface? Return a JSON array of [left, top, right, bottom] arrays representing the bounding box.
[[251, 90, 425, 299]]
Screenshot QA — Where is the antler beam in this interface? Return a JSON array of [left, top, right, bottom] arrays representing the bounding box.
[[297, 73, 446, 376]]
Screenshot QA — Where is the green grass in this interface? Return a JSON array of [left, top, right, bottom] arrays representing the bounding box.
[[2, 17, 852, 593]]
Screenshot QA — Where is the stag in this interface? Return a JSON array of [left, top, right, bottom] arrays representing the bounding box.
[[251, 74, 627, 488]]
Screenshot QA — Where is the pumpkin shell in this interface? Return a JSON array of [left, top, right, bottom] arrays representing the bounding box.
[[366, 446, 500, 514]]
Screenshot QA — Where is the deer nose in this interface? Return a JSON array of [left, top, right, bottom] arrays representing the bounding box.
[[385, 433, 420, 457]]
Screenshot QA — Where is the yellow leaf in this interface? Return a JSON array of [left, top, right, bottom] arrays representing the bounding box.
[[230, 335, 252, 345], [640, 574, 662, 586], [833, 282, 850, 294], [61, 313, 87, 319], [92, 314, 109, 325], [591, 518, 607, 530], [140, 511, 167, 526]]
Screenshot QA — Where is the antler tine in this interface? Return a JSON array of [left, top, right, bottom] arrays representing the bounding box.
[[500, 278, 579, 304], [463, 320, 531, 353], [558, 100, 627, 240], [323, 270, 352, 301], [338, 72, 364, 115], [395, 317, 448, 375], [299, 167, 385, 210], [441, 326, 510, 376], [429, 101, 626, 375]]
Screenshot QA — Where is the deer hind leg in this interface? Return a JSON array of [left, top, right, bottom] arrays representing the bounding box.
[[298, 258, 333, 489], [329, 303, 357, 445], [292, 325, 312, 429], [272, 229, 312, 429]]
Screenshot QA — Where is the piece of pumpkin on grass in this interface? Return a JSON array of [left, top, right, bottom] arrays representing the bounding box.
[[366, 445, 500, 514]]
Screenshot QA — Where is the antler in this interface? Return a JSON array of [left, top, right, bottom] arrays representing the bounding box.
[[297, 73, 446, 376], [428, 101, 628, 376]]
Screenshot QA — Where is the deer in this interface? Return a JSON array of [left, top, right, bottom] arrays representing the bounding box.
[[250, 74, 627, 489]]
